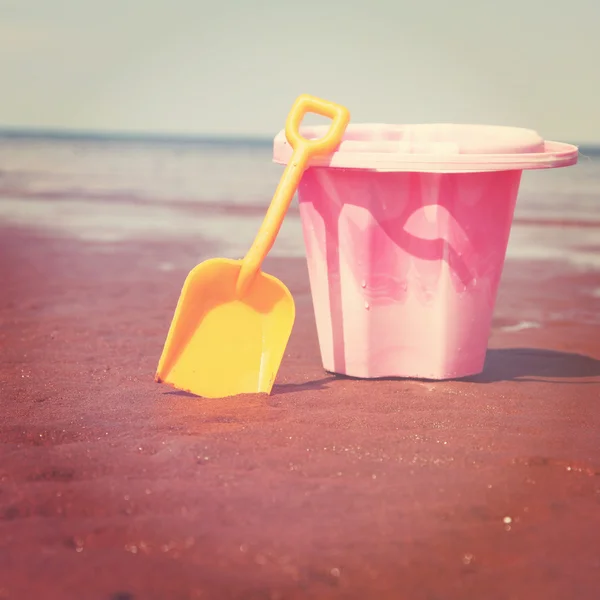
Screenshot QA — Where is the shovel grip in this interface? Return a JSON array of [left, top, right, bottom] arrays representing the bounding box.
[[236, 94, 350, 296], [284, 94, 351, 156]]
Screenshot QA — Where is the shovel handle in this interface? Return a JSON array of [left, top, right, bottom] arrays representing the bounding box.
[[236, 94, 350, 296]]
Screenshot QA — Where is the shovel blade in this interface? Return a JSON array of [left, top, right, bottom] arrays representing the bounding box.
[[156, 258, 295, 398]]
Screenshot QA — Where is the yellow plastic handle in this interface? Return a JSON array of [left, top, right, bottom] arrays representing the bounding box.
[[236, 94, 350, 297], [285, 94, 351, 157]]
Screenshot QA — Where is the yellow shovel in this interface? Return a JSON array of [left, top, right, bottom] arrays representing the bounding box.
[[155, 94, 350, 398]]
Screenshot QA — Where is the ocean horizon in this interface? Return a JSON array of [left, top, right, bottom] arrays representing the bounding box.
[[1, 126, 599, 155], [0, 126, 274, 148]]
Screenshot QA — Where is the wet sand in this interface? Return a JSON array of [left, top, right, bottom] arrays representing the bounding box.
[[1, 223, 600, 600]]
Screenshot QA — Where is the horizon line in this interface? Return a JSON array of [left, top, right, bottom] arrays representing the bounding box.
[[0, 126, 273, 146], [0, 125, 598, 153]]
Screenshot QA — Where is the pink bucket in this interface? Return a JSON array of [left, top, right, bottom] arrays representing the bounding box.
[[273, 124, 578, 379]]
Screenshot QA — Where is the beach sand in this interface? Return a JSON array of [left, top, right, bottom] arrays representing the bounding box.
[[1, 222, 599, 600]]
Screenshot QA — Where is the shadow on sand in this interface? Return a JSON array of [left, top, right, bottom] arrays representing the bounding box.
[[274, 348, 600, 392], [163, 348, 600, 399], [461, 348, 600, 384]]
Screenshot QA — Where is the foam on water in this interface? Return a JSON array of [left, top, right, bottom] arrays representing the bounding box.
[[1, 135, 599, 218], [500, 321, 541, 333], [0, 136, 280, 206], [1, 195, 599, 272], [505, 225, 600, 269], [1, 135, 599, 268], [0, 197, 305, 258]]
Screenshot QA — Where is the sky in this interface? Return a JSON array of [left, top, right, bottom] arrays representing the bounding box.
[[1, 0, 599, 144]]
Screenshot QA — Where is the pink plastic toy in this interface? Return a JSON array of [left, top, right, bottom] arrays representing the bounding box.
[[273, 123, 578, 380]]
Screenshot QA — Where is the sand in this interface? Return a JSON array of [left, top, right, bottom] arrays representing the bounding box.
[[1, 224, 599, 600]]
